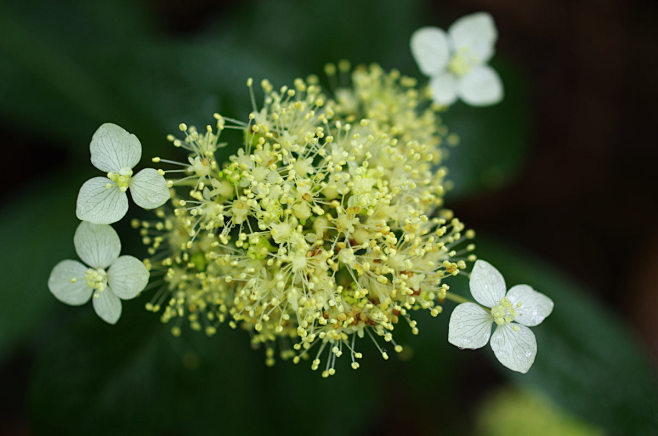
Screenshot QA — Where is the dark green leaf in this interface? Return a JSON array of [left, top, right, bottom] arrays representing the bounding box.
[[0, 172, 78, 360]]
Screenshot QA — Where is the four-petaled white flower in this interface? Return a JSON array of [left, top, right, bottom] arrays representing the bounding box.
[[410, 12, 503, 106], [76, 123, 170, 224], [448, 260, 553, 373], [48, 221, 149, 324]]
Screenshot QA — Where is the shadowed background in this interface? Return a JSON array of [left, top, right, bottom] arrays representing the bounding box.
[[0, 0, 656, 435]]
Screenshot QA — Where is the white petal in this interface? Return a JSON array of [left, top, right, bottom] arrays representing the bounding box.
[[92, 288, 122, 324], [458, 65, 503, 106], [490, 323, 537, 373], [108, 255, 149, 300], [448, 12, 497, 63], [410, 27, 450, 76], [429, 73, 458, 106], [76, 177, 129, 224], [448, 302, 493, 349], [506, 284, 554, 327], [73, 221, 120, 269], [90, 123, 142, 172], [469, 259, 506, 307], [130, 168, 170, 209], [48, 260, 93, 306]]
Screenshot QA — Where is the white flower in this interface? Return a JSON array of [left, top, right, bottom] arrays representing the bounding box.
[[410, 12, 503, 106], [48, 221, 149, 324], [76, 123, 170, 224], [448, 260, 553, 373]]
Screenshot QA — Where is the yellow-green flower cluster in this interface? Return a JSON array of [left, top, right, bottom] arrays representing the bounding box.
[[139, 64, 475, 376]]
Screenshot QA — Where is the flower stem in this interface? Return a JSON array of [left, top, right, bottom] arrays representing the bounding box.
[[444, 292, 491, 314], [444, 292, 471, 305]]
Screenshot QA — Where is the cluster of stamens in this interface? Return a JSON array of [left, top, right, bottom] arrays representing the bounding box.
[[107, 168, 133, 192], [491, 297, 521, 326], [85, 268, 107, 292]]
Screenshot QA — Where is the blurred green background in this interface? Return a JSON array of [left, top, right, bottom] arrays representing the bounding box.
[[1, 0, 657, 435]]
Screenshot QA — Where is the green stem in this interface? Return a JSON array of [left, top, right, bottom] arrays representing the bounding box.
[[444, 292, 471, 305], [444, 292, 492, 314]]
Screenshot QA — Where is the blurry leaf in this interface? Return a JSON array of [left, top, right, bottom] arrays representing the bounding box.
[[0, 172, 78, 360], [0, 0, 137, 144], [28, 308, 175, 436], [216, 0, 423, 71], [0, 0, 424, 156], [0, 0, 296, 156], [28, 304, 390, 436], [476, 387, 604, 436], [475, 238, 658, 435], [443, 60, 530, 199]]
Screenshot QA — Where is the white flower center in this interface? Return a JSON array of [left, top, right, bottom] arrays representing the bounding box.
[[107, 167, 133, 192], [85, 268, 108, 292], [491, 297, 517, 326], [448, 51, 475, 77]]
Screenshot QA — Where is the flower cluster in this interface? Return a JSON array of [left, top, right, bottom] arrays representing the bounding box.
[[47, 11, 554, 375], [139, 65, 475, 375]]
